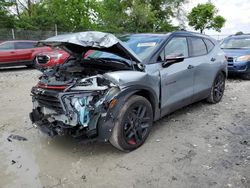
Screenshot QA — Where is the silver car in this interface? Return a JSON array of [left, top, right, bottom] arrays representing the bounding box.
[[30, 31, 227, 151]]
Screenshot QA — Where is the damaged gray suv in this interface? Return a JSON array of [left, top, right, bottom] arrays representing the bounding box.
[[30, 31, 227, 151]]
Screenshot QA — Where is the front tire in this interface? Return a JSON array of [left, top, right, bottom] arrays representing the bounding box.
[[109, 95, 153, 152], [206, 72, 226, 104]]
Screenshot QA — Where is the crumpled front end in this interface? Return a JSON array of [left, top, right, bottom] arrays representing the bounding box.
[[30, 75, 120, 140]]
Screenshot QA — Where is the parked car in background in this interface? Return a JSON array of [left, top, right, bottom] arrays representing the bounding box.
[[30, 31, 227, 151], [221, 34, 250, 79], [35, 49, 69, 69], [0, 40, 52, 68]]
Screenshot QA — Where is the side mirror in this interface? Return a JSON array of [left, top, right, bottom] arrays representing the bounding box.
[[162, 55, 185, 68]]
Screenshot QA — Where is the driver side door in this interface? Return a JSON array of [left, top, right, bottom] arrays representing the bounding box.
[[0, 42, 15, 63], [159, 37, 195, 117]]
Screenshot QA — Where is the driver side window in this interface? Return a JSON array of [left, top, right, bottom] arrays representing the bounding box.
[[159, 37, 188, 61], [0, 42, 15, 50]]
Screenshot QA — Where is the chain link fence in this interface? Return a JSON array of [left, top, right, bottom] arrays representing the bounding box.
[[0, 28, 230, 41], [0, 28, 69, 41]]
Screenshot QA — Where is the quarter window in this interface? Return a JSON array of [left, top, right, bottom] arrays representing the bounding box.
[[159, 37, 188, 61], [188, 37, 207, 57], [204, 39, 215, 53]]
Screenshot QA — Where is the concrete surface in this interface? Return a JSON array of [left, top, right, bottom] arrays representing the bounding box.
[[0, 67, 249, 188]]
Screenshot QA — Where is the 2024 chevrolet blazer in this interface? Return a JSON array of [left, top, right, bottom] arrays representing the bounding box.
[[30, 31, 227, 151]]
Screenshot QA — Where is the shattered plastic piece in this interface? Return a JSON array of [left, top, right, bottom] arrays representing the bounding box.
[[156, 139, 161, 142], [230, 97, 237, 101], [7, 134, 27, 141], [224, 149, 229, 152], [11, 160, 16, 165], [202, 165, 212, 169], [7, 138, 12, 142]]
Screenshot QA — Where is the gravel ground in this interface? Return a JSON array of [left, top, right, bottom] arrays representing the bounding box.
[[0, 67, 249, 188]]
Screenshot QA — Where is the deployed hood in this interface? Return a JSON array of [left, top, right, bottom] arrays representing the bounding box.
[[38, 31, 141, 63]]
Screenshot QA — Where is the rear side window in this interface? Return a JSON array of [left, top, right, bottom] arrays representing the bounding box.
[[15, 42, 36, 49], [188, 37, 207, 57], [0, 42, 15, 50], [204, 39, 215, 52]]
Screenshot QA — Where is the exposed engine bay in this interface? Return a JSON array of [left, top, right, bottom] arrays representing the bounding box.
[[29, 31, 157, 142], [30, 56, 135, 139]]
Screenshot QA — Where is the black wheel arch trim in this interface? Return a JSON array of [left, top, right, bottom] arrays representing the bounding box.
[[97, 85, 160, 142]]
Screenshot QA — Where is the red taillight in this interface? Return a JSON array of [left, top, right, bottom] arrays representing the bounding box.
[[37, 83, 67, 90]]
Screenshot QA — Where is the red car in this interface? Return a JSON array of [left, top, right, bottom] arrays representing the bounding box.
[[35, 49, 70, 69], [0, 40, 52, 67]]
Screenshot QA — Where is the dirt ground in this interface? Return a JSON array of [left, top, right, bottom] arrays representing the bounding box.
[[0, 67, 249, 188]]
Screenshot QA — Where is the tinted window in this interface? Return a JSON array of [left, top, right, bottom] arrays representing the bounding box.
[[0, 42, 15, 50], [188, 37, 207, 56], [159, 37, 188, 61], [15, 42, 36, 49], [204, 39, 215, 52]]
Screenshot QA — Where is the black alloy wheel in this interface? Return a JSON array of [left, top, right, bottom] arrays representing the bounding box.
[[123, 104, 151, 146], [109, 95, 153, 151], [207, 72, 225, 103]]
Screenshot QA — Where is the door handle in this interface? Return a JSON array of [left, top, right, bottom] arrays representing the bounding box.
[[10, 51, 15, 54], [211, 57, 216, 62], [187, 65, 194, 69]]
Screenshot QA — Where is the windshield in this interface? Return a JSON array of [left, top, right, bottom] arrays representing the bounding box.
[[221, 37, 250, 49], [86, 35, 164, 61]]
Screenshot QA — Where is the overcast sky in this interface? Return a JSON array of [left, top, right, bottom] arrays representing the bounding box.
[[183, 0, 250, 36]]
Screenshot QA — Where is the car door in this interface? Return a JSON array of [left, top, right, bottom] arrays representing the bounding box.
[[14, 42, 36, 62], [0, 42, 16, 63], [159, 37, 195, 116], [187, 37, 212, 101]]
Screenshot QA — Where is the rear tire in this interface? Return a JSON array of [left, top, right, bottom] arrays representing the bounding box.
[[206, 72, 225, 104], [109, 95, 153, 152]]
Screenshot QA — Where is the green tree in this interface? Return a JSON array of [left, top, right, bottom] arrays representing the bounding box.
[[96, 0, 128, 33], [98, 0, 186, 33], [44, 0, 97, 32], [235, 31, 244, 35], [149, 0, 187, 32], [0, 0, 15, 28], [14, 0, 98, 31], [1, 0, 189, 33], [187, 2, 226, 33]]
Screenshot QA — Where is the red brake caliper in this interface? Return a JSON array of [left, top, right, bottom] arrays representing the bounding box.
[[128, 139, 136, 145]]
